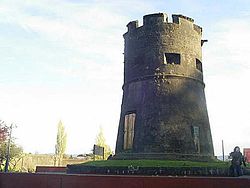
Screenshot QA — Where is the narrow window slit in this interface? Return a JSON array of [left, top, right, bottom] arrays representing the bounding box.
[[196, 58, 203, 72]]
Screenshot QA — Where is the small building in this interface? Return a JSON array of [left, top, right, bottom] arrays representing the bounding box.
[[243, 148, 250, 163]]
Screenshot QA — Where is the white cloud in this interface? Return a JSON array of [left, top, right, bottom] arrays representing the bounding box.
[[204, 17, 250, 155], [0, 0, 127, 154], [0, 84, 122, 153], [204, 18, 250, 76], [1, 0, 250, 157]]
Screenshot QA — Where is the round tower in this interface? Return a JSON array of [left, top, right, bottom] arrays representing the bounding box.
[[115, 13, 214, 160]]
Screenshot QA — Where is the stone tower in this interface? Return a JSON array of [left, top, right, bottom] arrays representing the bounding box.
[[115, 13, 214, 160]]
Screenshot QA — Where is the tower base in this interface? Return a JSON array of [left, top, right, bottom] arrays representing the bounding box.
[[112, 152, 215, 162]]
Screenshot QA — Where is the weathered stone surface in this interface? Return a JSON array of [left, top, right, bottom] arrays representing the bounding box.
[[115, 13, 214, 160], [67, 165, 232, 177]]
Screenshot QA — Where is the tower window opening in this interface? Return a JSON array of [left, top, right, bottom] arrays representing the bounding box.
[[123, 113, 136, 150], [192, 126, 200, 154], [196, 59, 203, 72], [165, 53, 180, 65]]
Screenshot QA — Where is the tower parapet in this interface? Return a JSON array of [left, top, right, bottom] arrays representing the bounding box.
[[125, 13, 201, 34], [115, 13, 214, 161], [143, 13, 167, 26], [127, 20, 139, 32], [172, 14, 194, 24], [123, 13, 204, 87]]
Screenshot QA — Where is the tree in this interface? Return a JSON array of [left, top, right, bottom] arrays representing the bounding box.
[[55, 120, 67, 166], [95, 127, 112, 160], [0, 142, 23, 171], [0, 121, 23, 172], [0, 121, 8, 142]]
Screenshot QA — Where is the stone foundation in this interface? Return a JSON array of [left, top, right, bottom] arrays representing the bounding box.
[[112, 152, 215, 161], [67, 165, 233, 176]]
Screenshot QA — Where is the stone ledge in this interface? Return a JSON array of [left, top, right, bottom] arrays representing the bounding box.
[[112, 152, 214, 162], [67, 165, 250, 177]]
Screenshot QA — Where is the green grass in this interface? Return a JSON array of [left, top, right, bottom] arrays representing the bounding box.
[[247, 163, 250, 168], [77, 159, 230, 168]]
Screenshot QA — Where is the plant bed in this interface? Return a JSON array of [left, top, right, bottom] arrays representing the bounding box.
[[76, 159, 229, 168], [66, 159, 246, 176]]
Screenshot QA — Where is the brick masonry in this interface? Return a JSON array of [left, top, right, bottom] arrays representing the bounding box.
[[0, 173, 250, 188]]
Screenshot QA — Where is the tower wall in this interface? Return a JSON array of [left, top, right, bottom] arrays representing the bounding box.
[[115, 13, 214, 160]]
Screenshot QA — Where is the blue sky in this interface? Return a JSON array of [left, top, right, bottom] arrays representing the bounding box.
[[0, 0, 250, 156]]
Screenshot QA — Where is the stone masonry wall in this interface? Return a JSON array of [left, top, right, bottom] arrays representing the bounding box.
[[115, 13, 214, 160]]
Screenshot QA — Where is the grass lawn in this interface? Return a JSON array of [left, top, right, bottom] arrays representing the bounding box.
[[77, 159, 231, 168], [247, 163, 250, 168]]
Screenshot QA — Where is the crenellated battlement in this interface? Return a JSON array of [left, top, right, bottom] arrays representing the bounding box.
[[123, 12, 204, 83], [143, 13, 167, 26], [125, 13, 202, 35], [172, 14, 194, 24], [193, 24, 202, 34], [127, 20, 139, 32]]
